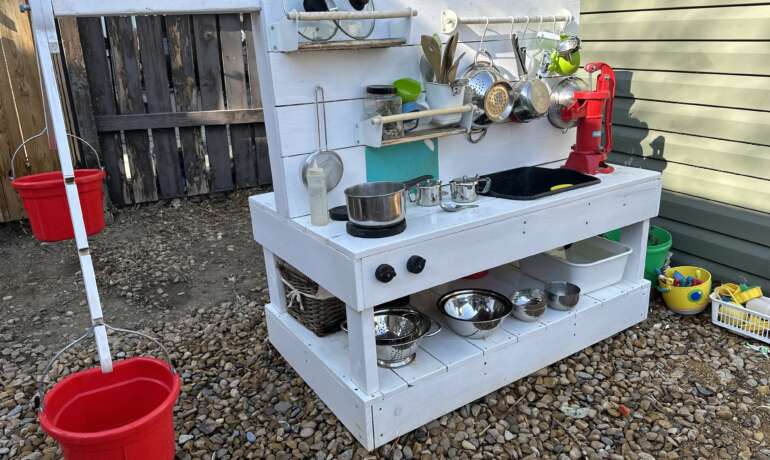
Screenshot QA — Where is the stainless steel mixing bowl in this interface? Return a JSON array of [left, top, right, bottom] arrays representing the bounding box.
[[510, 288, 546, 322], [438, 289, 513, 339], [544, 282, 581, 311]]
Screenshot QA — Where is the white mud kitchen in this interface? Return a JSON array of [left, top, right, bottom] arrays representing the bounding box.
[[248, 0, 662, 450]]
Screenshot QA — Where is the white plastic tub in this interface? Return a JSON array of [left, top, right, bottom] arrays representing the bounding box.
[[519, 236, 633, 293], [711, 293, 770, 344]]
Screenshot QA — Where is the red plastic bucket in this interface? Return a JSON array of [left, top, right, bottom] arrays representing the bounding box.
[[12, 169, 106, 242], [39, 357, 180, 460]]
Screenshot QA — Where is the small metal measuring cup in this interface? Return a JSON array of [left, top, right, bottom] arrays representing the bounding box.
[[449, 175, 491, 203], [409, 179, 448, 207]]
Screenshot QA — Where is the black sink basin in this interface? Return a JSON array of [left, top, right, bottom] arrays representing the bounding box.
[[481, 166, 600, 201]]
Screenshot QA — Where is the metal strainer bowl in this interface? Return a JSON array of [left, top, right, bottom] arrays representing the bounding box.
[[483, 81, 515, 123], [341, 307, 441, 368]]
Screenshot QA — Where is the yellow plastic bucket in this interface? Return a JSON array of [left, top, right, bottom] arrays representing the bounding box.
[[657, 266, 712, 315]]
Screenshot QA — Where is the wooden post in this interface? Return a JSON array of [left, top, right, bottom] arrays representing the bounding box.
[[620, 219, 651, 281], [345, 305, 379, 395], [263, 248, 287, 313]]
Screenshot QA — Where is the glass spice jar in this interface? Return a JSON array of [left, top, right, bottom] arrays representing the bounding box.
[[364, 85, 403, 140]]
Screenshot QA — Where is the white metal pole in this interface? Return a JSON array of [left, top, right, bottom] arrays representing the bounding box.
[[27, 0, 112, 373]]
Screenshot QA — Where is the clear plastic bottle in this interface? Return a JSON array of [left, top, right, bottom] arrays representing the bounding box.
[[307, 161, 329, 226]]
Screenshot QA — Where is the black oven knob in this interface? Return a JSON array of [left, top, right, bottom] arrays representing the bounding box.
[[375, 264, 397, 283], [406, 256, 426, 274]]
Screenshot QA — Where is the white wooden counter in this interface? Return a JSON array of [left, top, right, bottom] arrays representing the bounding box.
[[250, 162, 661, 449]]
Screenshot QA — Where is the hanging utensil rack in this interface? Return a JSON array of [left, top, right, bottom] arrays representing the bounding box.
[[440, 9, 573, 34], [269, 8, 417, 52], [356, 104, 475, 148]]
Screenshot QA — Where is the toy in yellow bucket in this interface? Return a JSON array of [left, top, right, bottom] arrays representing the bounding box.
[[657, 266, 711, 315]]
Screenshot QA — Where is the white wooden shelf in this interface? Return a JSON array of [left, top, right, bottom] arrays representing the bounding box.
[[356, 104, 475, 148], [267, 8, 415, 53], [266, 265, 651, 449]]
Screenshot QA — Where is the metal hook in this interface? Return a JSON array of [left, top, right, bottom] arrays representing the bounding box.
[[475, 17, 491, 63]]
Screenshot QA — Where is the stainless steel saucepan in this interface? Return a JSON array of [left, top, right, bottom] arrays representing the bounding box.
[[345, 175, 433, 228]]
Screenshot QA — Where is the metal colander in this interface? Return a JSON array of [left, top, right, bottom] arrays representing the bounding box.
[[460, 50, 514, 126], [484, 81, 514, 122]]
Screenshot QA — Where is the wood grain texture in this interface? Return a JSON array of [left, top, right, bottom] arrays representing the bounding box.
[[136, 16, 183, 199], [611, 70, 770, 111], [77, 17, 129, 205], [107, 16, 157, 203], [613, 98, 770, 146], [193, 14, 233, 192], [220, 13, 258, 188], [96, 110, 264, 131], [581, 41, 770, 76], [582, 5, 770, 40], [58, 18, 100, 163], [609, 152, 770, 213], [661, 191, 770, 247], [612, 126, 770, 180], [165, 15, 208, 196], [244, 13, 271, 185]]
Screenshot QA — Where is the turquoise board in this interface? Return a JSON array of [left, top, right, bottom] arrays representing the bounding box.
[[365, 140, 439, 182]]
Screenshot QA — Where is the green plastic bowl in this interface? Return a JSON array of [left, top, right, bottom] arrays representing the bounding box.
[[393, 78, 422, 103]]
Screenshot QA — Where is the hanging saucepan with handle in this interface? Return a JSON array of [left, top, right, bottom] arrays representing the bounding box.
[[345, 175, 433, 228], [510, 34, 550, 123]]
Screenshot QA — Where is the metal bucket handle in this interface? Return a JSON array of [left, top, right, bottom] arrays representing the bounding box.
[[10, 128, 103, 180], [34, 323, 176, 412]]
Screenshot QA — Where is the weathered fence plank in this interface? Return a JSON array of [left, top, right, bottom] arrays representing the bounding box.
[[136, 16, 184, 199], [107, 17, 157, 203], [96, 109, 263, 131], [193, 14, 233, 193], [165, 15, 209, 196], [244, 13, 271, 185], [58, 18, 100, 165], [220, 13, 258, 188]]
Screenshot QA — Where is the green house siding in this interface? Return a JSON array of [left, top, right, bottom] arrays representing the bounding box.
[[582, 2, 770, 290]]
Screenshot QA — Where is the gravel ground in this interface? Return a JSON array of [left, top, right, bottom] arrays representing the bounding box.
[[1, 191, 770, 460]]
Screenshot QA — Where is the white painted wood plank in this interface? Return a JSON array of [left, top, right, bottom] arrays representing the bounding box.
[[345, 306, 380, 394], [288, 164, 660, 259], [265, 305, 376, 449], [359, 179, 660, 307], [52, 0, 260, 16], [261, 0, 579, 55], [582, 0, 768, 12], [282, 146, 366, 217], [263, 248, 287, 313], [249, 196, 361, 306], [371, 281, 650, 449], [389, 347, 446, 385], [408, 290, 485, 369], [620, 220, 650, 281]]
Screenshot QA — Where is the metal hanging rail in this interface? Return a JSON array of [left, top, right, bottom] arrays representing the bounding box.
[[286, 8, 417, 21], [441, 9, 573, 34]]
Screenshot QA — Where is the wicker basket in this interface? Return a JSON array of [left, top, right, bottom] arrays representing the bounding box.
[[277, 259, 346, 336]]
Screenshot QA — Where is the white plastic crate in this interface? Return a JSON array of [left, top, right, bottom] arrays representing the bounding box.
[[519, 236, 633, 293], [710, 292, 770, 344]]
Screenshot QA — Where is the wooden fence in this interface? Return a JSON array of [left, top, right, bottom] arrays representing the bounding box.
[[0, 0, 55, 222], [1, 10, 270, 221], [57, 14, 270, 207]]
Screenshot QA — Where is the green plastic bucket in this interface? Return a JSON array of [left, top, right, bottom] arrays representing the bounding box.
[[603, 226, 672, 281]]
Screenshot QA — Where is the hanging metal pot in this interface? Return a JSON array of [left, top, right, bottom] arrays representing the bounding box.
[[546, 76, 588, 129], [510, 34, 550, 123]]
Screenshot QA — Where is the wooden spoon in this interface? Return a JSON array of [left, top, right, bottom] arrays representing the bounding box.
[[442, 32, 459, 83]]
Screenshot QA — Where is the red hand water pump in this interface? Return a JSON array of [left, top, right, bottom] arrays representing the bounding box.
[[562, 62, 616, 175]]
